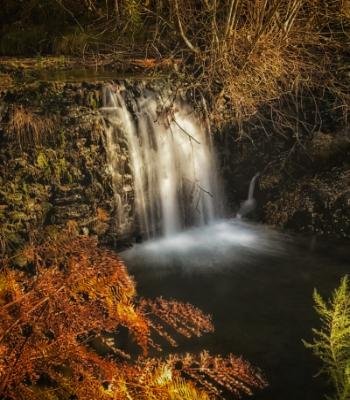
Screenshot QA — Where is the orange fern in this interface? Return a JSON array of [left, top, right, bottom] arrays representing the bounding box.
[[139, 297, 214, 347], [0, 232, 266, 399]]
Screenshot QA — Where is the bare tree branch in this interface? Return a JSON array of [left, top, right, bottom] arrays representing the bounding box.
[[173, 0, 200, 54]]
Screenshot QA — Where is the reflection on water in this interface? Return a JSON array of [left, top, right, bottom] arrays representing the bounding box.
[[121, 220, 349, 400]]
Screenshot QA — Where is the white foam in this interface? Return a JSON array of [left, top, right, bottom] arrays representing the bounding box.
[[121, 219, 287, 271]]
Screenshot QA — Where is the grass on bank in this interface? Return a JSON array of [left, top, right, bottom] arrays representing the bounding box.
[[7, 106, 54, 150]]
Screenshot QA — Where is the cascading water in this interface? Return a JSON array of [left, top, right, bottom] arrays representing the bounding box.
[[101, 83, 223, 238]]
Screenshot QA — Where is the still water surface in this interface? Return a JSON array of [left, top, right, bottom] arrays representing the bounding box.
[[121, 220, 349, 399]]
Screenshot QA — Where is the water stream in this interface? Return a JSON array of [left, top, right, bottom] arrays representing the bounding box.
[[121, 222, 349, 400], [101, 83, 223, 238], [101, 83, 349, 399]]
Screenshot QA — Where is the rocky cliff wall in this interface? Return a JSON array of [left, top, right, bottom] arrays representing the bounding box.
[[1, 79, 348, 262], [0, 81, 135, 259], [216, 119, 350, 238]]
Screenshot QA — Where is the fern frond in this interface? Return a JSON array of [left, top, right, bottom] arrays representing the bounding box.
[[304, 275, 350, 400], [167, 351, 267, 398], [138, 297, 214, 347], [0, 231, 266, 400], [168, 378, 210, 400]]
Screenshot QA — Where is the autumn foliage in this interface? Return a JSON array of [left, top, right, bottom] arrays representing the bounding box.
[[0, 232, 266, 399]]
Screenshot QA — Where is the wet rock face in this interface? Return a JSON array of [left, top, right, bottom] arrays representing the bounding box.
[[216, 123, 350, 238], [0, 81, 135, 257], [263, 170, 350, 237], [0, 78, 348, 257]]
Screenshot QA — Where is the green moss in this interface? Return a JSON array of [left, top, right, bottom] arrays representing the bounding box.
[[0, 185, 23, 206], [0, 205, 7, 219], [35, 149, 76, 184], [59, 129, 67, 148], [54, 157, 73, 183], [88, 92, 98, 109], [9, 211, 29, 222], [36, 151, 52, 180], [36, 152, 49, 169]]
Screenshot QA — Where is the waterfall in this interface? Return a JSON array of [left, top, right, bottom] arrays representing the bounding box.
[[101, 83, 222, 238]]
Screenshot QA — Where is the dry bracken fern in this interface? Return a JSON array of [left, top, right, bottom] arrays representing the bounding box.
[[0, 231, 266, 399]]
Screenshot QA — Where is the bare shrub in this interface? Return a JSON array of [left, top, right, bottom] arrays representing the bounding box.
[[85, 0, 348, 132]]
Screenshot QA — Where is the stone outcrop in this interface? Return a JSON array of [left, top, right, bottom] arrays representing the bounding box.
[[217, 123, 350, 238], [0, 81, 135, 257], [0, 77, 348, 261]]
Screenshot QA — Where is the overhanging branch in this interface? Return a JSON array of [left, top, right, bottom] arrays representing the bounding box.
[[173, 0, 200, 54]]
